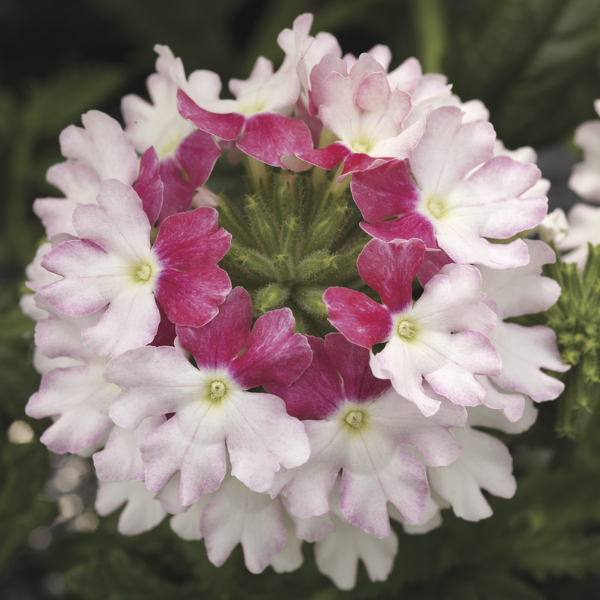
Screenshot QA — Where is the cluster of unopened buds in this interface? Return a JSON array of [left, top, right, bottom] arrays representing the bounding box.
[[22, 13, 576, 590]]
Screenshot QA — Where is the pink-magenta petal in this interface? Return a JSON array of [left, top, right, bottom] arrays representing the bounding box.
[[357, 239, 426, 314], [351, 159, 420, 222], [339, 154, 389, 178], [93, 416, 165, 482], [417, 249, 454, 287], [175, 129, 222, 188], [297, 142, 352, 170], [157, 158, 194, 225], [230, 308, 312, 389], [134, 146, 163, 225], [360, 214, 437, 248], [149, 302, 176, 347], [237, 113, 314, 168], [323, 287, 392, 349], [294, 98, 322, 145], [155, 266, 231, 328], [177, 89, 245, 141], [265, 336, 344, 420], [324, 333, 390, 403], [176, 287, 252, 370], [153, 207, 231, 271]]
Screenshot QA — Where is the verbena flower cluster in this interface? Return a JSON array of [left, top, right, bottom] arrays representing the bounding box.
[[21, 13, 570, 590]]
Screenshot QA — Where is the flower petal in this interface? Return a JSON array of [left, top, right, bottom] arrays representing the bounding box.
[[357, 238, 426, 313], [323, 287, 392, 349], [175, 286, 252, 371], [230, 307, 312, 389], [201, 475, 287, 574], [265, 336, 344, 420], [237, 113, 314, 168]]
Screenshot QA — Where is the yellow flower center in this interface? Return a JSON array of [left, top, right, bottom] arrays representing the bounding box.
[[397, 320, 415, 338], [352, 139, 374, 155], [136, 265, 152, 282], [210, 381, 227, 401], [427, 197, 446, 219], [345, 410, 364, 429]]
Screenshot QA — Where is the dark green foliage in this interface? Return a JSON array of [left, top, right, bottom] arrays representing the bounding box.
[[443, 0, 600, 148], [0, 286, 57, 576], [514, 245, 600, 438]]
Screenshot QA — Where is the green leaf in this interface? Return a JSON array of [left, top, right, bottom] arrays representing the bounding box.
[[444, 0, 600, 147], [0, 441, 56, 574], [513, 529, 600, 581]]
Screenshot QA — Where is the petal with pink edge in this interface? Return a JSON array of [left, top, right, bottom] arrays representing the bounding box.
[[324, 333, 390, 403], [201, 475, 287, 574], [81, 284, 160, 357], [95, 481, 167, 536], [323, 287, 392, 349], [106, 345, 203, 430], [93, 416, 165, 482], [153, 207, 231, 271], [490, 323, 568, 402], [237, 113, 314, 168], [360, 213, 437, 248], [175, 128, 221, 188], [41, 241, 128, 316], [410, 107, 495, 199], [157, 158, 194, 225], [27, 362, 118, 453], [367, 387, 466, 467], [72, 179, 151, 262], [340, 428, 428, 536], [60, 110, 138, 185], [351, 159, 422, 223], [357, 238, 426, 313], [297, 142, 352, 170], [154, 265, 231, 329], [428, 426, 516, 522], [141, 403, 227, 504], [223, 391, 311, 492], [176, 287, 252, 371], [265, 336, 345, 420], [229, 307, 312, 389], [339, 154, 389, 179], [133, 146, 163, 225], [177, 90, 245, 140]]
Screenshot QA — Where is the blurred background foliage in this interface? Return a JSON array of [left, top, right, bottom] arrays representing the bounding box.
[[2, 0, 600, 598]]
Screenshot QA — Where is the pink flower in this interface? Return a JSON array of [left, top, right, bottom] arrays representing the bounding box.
[[324, 238, 500, 416], [26, 299, 118, 453], [41, 179, 231, 357], [95, 480, 167, 536], [106, 287, 312, 506], [351, 107, 548, 269], [427, 403, 538, 521], [177, 15, 314, 169], [568, 99, 600, 202], [313, 478, 398, 590], [477, 240, 568, 420], [296, 53, 428, 179], [266, 333, 465, 538], [93, 417, 166, 482], [201, 473, 288, 574], [33, 111, 138, 237], [557, 203, 600, 268], [122, 45, 222, 223]]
